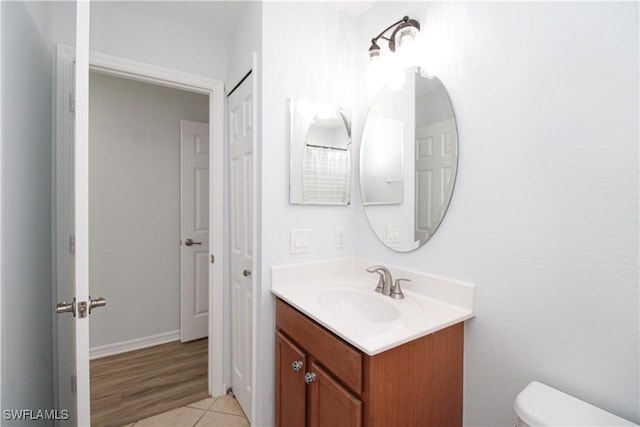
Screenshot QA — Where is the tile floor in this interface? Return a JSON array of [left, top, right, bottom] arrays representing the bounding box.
[[121, 395, 249, 427]]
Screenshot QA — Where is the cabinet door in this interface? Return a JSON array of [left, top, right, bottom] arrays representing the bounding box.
[[276, 332, 307, 427], [309, 361, 362, 427]]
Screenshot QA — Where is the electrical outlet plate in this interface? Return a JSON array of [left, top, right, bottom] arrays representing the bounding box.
[[335, 226, 345, 248], [386, 223, 400, 247]]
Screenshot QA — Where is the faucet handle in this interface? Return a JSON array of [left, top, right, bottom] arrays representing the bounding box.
[[391, 278, 410, 299], [366, 266, 386, 293]]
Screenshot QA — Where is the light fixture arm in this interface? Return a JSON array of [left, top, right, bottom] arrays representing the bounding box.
[[370, 16, 409, 47], [368, 16, 420, 60]]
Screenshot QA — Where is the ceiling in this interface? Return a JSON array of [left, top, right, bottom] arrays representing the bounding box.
[[327, 1, 375, 18]]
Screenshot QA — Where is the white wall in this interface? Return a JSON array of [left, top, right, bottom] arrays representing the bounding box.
[[88, 72, 208, 348], [261, 0, 358, 280], [51, 1, 75, 48], [89, 1, 228, 81], [1, 0, 55, 418], [227, 2, 262, 79], [258, 2, 358, 424], [354, 2, 639, 426]]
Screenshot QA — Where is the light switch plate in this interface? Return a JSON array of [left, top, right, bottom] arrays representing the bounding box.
[[290, 229, 311, 254]]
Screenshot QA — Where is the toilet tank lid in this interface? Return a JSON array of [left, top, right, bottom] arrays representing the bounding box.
[[514, 381, 638, 427]]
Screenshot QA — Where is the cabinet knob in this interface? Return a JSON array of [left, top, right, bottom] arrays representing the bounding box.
[[304, 372, 316, 384], [291, 360, 303, 372]]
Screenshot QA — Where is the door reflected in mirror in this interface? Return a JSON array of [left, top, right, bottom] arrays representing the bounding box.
[[290, 98, 351, 205], [360, 68, 458, 251]]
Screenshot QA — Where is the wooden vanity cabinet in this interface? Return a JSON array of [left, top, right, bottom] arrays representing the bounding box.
[[276, 332, 307, 426], [275, 298, 464, 427]]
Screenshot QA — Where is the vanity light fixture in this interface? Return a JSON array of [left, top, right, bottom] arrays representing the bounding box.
[[368, 16, 421, 60]]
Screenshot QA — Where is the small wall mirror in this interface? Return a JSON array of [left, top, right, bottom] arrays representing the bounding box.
[[290, 98, 351, 205], [360, 68, 458, 251]]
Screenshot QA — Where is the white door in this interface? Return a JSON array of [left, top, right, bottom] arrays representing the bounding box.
[[54, 49, 79, 426], [180, 120, 210, 342], [415, 120, 457, 241], [54, 2, 92, 425], [229, 75, 254, 420], [73, 2, 92, 423]]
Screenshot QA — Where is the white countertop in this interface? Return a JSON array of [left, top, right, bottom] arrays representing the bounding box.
[[271, 257, 475, 355]]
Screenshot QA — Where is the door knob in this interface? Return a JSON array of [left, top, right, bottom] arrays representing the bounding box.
[[184, 238, 202, 246], [243, 269, 251, 277], [55, 297, 106, 317], [55, 299, 76, 317], [89, 296, 107, 314]]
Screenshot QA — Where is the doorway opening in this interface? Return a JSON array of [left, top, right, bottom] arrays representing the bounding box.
[[86, 71, 209, 424], [53, 46, 226, 423]]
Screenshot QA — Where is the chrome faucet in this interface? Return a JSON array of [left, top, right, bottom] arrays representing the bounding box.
[[367, 266, 409, 299], [391, 278, 409, 300], [366, 265, 393, 296]]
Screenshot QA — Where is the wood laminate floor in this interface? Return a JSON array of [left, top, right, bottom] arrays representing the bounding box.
[[90, 339, 209, 427]]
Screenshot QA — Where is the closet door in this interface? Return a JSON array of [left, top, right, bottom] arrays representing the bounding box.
[[228, 70, 255, 419]]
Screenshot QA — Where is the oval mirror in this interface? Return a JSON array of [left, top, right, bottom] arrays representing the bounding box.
[[360, 68, 458, 251]]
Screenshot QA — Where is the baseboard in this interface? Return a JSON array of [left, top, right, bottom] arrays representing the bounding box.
[[90, 330, 180, 360]]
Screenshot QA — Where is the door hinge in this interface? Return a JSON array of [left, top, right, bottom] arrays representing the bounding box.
[[69, 235, 75, 255], [71, 375, 77, 394], [69, 93, 76, 113]]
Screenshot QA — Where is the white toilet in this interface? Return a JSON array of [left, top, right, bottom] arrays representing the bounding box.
[[514, 381, 638, 426]]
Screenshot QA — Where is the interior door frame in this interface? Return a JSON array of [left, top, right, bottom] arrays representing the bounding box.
[[54, 45, 226, 399]]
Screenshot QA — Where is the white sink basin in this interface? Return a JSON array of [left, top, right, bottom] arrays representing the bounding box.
[[318, 289, 400, 323], [271, 258, 475, 355]]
